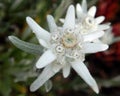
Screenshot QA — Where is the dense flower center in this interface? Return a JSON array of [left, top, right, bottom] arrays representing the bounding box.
[[62, 33, 77, 48], [77, 16, 97, 34], [50, 28, 85, 61], [85, 16, 95, 27]]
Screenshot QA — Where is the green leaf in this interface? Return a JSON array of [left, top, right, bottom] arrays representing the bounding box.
[[0, 77, 12, 96], [54, 0, 73, 21], [8, 36, 43, 55]]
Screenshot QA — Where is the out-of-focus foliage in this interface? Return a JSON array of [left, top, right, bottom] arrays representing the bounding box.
[[0, 0, 120, 96]]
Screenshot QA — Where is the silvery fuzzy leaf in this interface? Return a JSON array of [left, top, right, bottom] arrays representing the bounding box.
[[8, 36, 43, 55], [44, 80, 53, 92], [10, 0, 23, 10]]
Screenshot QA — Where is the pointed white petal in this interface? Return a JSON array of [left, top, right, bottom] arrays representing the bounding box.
[[38, 39, 49, 48], [98, 24, 110, 31], [95, 16, 105, 24], [44, 80, 52, 92], [30, 65, 59, 92], [83, 43, 109, 53], [47, 15, 57, 32], [71, 61, 99, 94], [36, 50, 56, 68], [83, 31, 104, 42], [63, 63, 71, 78], [76, 3, 83, 18], [26, 17, 50, 42], [82, 0, 87, 13], [88, 6, 96, 17], [63, 5, 75, 30], [106, 22, 111, 26], [93, 39, 102, 43], [59, 18, 65, 23], [52, 63, 62, 73]]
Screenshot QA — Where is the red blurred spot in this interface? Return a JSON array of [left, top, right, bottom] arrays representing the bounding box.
[[96, 0, 120, 21], [112, 23, 120, 36]]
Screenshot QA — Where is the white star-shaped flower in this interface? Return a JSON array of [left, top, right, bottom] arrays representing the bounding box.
[[76, 0, 110, 35], [26, 5, 108, 94], [59, 0, 110, 46]]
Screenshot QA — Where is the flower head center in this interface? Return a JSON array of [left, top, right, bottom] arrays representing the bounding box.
[[85, 16, 95, 27], [62, 33, 77, 48], [81, 16, 96, 31]]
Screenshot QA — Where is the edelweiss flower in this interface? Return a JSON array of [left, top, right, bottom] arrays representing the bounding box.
[[26, 5, 108, 94], [76, 0, 110, 35], [59, 0, 110, 46]]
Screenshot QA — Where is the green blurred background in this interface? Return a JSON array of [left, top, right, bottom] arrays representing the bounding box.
[[0, 0, 120, 96]]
